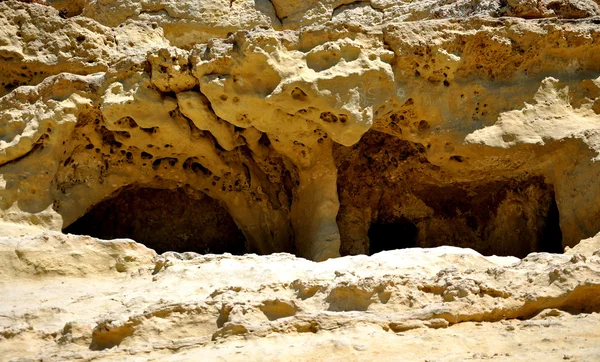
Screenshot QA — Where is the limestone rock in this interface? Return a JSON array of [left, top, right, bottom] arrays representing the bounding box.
[[2, 0, 600, 260], [1, 226, 599, 360], [1, 0, 600, 358], [0, 1, 168, 97]]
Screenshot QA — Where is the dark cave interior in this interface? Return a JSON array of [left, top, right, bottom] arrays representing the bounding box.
[[64, 187, 247, 255]]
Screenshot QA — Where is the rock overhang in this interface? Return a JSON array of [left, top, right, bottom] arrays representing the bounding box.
[[1, 0, 600, 261]]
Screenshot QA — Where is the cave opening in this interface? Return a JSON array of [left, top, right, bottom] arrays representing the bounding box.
[[335, 130, 566, 259], [63, 187, 247, 255], [539, 196, 563, 254], [362, 183, 564, 258], [368, 218, 418, 255]]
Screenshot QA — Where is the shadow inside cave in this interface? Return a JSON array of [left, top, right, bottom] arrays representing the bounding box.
[[336, 131, 565, 259], [63, 187, 247, 255], [364, 184, 564, 258], [368, 218, 419, 255]]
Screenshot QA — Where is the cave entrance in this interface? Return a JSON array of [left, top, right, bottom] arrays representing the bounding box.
[[63, 187, 246, 255], [335, 130, 566, 258], [538, 196, 563, 254], [363, 182, 563, 258], [368, 218, 419, 255]]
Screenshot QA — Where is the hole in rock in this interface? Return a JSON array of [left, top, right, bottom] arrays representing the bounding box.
[[335, 130, 564, 258], [367, 179, 564, 258], [368, 218, 418, 255], [364, 189, 563, 258], [64, 187, 246, 254]]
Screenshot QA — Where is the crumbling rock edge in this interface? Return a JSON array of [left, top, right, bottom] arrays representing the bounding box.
[[1, 222, 600, 360]]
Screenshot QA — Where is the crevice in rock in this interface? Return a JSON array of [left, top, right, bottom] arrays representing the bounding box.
[[63, 186, 246, 255], [40, 0, 84, 18], [264, 0, 284, 25]]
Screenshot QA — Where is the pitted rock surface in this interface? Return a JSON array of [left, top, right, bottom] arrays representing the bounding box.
[[1, 1, 600, 360]]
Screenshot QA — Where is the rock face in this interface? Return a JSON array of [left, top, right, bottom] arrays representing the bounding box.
[[1, 0, 600, 358], [2, 0, 600, 261]]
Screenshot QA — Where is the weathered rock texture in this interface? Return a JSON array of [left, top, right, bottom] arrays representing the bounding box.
[[1, 0, 600, 359], [1, 222, 600, 360], [2, 0, 600, 260]]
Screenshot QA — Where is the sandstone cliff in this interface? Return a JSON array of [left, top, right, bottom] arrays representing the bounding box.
[[1, 222, 600, 360], [2, 0, 600, 260], [1, 0, 600, 360]]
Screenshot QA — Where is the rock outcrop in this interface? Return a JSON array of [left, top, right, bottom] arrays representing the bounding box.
[[1, 221, 600, 360], [2, 0, 600, 261], [1, 0, 600, 360]]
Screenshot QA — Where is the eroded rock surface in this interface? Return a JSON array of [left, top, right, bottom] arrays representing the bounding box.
[[2, 1, 600, 359], [1, 223, 600, 360], [2, 0, 600, 260]]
